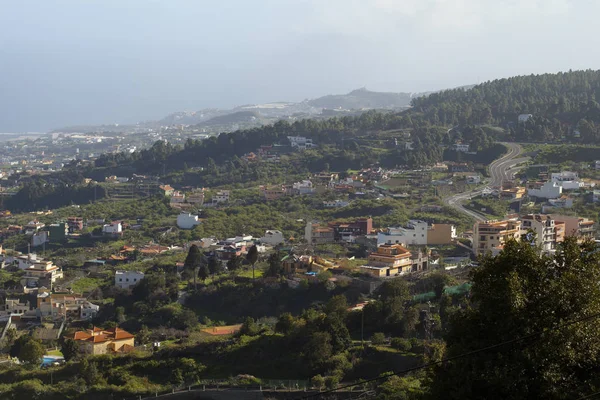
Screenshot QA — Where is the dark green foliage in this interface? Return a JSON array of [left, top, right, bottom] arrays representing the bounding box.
[[431, 237, 600, 399], [391, 337, 412, 352], [61, 339, 79, 362], [371, 332, 387, 345]]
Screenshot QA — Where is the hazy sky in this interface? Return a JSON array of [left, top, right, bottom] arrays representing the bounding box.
[[0, 0, 598, 132]]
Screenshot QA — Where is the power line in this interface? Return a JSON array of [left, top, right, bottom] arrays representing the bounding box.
[[297, 311, 600, 399], [575, 391, 600, 400]]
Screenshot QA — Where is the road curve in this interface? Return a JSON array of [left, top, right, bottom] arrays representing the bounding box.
[[444, 142, 529, 222]]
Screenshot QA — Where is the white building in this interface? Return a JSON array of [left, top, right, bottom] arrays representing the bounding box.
[[323, 200, 350, 208], [595, 161, 600, 170], [102, 222, 123, 235], [466, 175, 481, 184], [292, 180, 315, 195], [547, 196, 574, 208], [213, 190, 230, 204], [31, 231, 49, 247], [377, 220, 429, 246], [593, 190, 600, 203], [287, 136, 315, 150], [115, 270, 145, 289], [452, 143, 470, 152], [518, 114, 533, 123], [551, 171, 583, 190], [527, 181, 562, 199], [177, 212, 200, 229], [260, 230, 285, 246]]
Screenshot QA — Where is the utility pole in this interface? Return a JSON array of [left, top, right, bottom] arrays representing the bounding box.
[[361, 307, 364, 348]]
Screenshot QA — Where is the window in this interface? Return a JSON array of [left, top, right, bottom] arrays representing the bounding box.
[[119, 278, 122, 282], [133, 278, 137, 281], [126, 278, 129, 282]]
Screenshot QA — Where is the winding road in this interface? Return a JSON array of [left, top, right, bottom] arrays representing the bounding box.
[[445, 142, 529, 222]]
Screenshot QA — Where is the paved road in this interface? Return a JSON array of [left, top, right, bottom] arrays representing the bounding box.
[[444, 142, 529, 222]]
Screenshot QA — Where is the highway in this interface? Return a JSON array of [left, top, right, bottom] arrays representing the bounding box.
[[444, 142, 529, 222]]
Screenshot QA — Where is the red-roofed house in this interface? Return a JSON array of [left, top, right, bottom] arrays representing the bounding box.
[[68, 326, 135, 355]]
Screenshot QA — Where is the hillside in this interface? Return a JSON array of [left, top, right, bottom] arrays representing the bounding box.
[[308, 87, 418, 109]]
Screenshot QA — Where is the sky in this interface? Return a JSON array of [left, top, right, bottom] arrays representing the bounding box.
[[0, 0, 598, 132]]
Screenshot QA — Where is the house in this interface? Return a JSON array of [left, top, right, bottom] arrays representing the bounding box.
[[115, 270, 145, 289], [451, 143, 470, 152], [466, 175, 481, 184], [24, 220, 45, 235], [170, 191, 186, 205], [500, 186, 526, 200], [31, 231, 49, 247], [550, 171, 583, 190], [448, 162, 471, 173], [593, 190, 600, 203], [377, 220, 429, 246], [428, 224, 457, 245], [305, 222, 335, 244], [527, 181, 562, 199], [213, 190, 230, 204], [67, 217, 84, 232], [21, 260, 64, 288], [159, 185, 175, 197], [362, 244, 413, 277], [323, 200, 350, 208], [547, 196, 574, 209], [102, 222, 123, 236], [473, 218, 522, 256], [186, 189, 205, 205], [260, 185, 290, 201], [518, 114, 533, 123], [260, 230, 285, 246], [330, 218, 373, 242], [37, 291, 99, 320], [287, 136, 315, 150], [67, 326, 135, 355], [596, 161, 600, 170], [177, 212, 200, 229], [410, 249, 428, 272], [292, 180, 315, 195]]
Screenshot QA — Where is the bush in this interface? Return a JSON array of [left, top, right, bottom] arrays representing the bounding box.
[[390, 337, 412, 352], [371, 332, 387, 345], [325, 375, 340, 390], [311, 374, 325, 390]]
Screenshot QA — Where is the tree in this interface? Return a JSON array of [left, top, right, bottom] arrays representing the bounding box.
[[19, 339, 45, 365], [246, 245, 259, 281], [115, 306, 126, 324], [371, 332, 387, 345], [136, 325, 151, 345], [430, 238, 600, 399], [239, 317, 260, 336], [208, 257, 221, 276], [61, 339, 79, 362], [266, 252, 283, 277], [304, 331, 333, 368], [311, 374, 325, 390], [184, 244, 204, 289], [227, 255, 243, 281], [198, 264, 209, 282], [275, 313, 296, 335]]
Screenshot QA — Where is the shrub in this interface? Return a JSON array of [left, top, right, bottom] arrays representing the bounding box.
[[371, 332, 387, 345], [390, 337, 412, 352], [311, 374, 325, 390]]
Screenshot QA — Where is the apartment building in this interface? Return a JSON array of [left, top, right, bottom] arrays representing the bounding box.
[[37, 291, 99, 320], [473, 218, 522, 256], [550, 215, 596, 240], [520, 214, 565, 253], [362, 244, 413, 277]]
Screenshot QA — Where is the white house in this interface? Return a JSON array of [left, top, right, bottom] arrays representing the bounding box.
[[177, 212, 200, 229], [213, 190, 230, 204], [287, 136, 315, 150], [452, 143, 470, 152], [102, 222, 123, 235], [323, 200, 350, 208], [260, 230, 285, 246], [595, 161, 600, 170], [527, 181, 562, 199], [551, 171, 583, 190], [377, 220, 429, 246], [31, 231, 49, 247], [115, 270, 145, 289], [547, 196, 574, 208], [518, 114, 533, 123], [593, 190, 600, 203], [466, 175, 481, 184], [292, 180, 315, 195]]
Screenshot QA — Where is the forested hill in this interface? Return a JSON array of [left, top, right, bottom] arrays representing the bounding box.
[[410, 69, 600, 142]]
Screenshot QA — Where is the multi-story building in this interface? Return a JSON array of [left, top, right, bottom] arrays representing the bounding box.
[[527, 181, 562, 199], [550, 215, 596, 241], [473, 218, 522, 256], [305, 222, 335, 244], [68, 326, 135, 355], [287, 136, 315, 150], [377, 220, 429, 246], [260, 185, 291, 201], [551, 171, 583, 190], [115, 270, 145, 289], [21, 259, 63, 288], [213, 190, 230, 204], [259, 230, 285, 246], [102, 222, 122, 236], [170, 191, 186, 205], [520, 214, 564, 253], [37, 291, 99, 320], [330, 218, 373, 243], [67, 217, 84, 232], [186, 189, 205, 205], [362, 244, 413, 277], [292, 180, 315, 195]]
